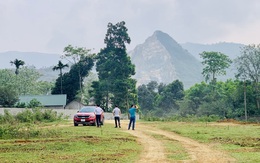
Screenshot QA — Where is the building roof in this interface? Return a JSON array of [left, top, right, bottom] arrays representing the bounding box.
[[19, 94, 67, 107]]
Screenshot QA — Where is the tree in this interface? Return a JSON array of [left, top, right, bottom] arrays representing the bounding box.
[[52, 60, 69, 94], [0, 68, 46, 95], [52, 52, 94, 103], [0, 86, 19, 107], [137, 81, 159, 114], [10, 59, 25, 75], [56, 45, 94, 103], [17, 68, 42, 95], [154, 80, 185, 114], [93, 21, 136, 111], [199, 51, 232, 83], [235, 44, 260, 111]]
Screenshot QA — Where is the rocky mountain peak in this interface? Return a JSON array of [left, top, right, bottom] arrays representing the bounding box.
[[129, 31, 203, 89]]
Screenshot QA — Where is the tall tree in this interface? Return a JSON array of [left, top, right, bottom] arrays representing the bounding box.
[[199, 51, 232, 83], [235, 44, 260, 110], [10, 59, 25, 75], [52, 55, 94, 104], [59, 45, 94, 102], [93, 21, 136, 111], [52, 60, 69, 94]]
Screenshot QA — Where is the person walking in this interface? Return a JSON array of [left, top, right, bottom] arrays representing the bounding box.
[[112, 105, 121, 128], [128, 105, 138, 130], [94, 104, 104, 127]]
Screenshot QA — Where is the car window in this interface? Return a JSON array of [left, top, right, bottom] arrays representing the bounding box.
[[79, 107, 95, 113]]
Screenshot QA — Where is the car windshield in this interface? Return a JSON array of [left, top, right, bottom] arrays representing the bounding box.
[[79, 107, 95, 113]]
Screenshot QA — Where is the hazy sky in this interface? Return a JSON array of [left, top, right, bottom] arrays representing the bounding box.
[[1, 0, 260, 54]]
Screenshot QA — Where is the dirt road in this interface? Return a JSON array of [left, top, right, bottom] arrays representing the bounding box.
[[117, 120, 236, 163]]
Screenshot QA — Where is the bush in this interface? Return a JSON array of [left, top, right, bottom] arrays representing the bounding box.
[[0, 110, 16, 124], [27, 98, 42, 108], [0, 108, 64, 125], [15, 102, 27, 108], [0, 86, 19, 107], [16, 109, 35, 123]]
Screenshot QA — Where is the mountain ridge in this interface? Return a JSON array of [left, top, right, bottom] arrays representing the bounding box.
[[0, 30, 244, 88]]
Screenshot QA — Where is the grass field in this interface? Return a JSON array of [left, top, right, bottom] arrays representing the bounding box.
[[0, 121, 142, 163], [0, 120, 259, 162], [143, 121, 260, 163]]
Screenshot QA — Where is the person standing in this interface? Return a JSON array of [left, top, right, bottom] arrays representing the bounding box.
[[112, 105, 121, 128], [94, 104, 104, 127], [128, 105, 138, 130]]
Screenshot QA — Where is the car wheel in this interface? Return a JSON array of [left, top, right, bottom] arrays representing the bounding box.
[[74, 122, 78, 126]]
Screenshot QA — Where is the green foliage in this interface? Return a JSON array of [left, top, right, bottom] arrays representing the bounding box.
[[52, 60, 69, 94], [27, 98, 42, 108], [10, 59, 25, 75], [0, 109, 16, 124], [15, 99, 43, 108], [138, 80, 185, 116], [52, 45, 94, 103], [16, 109, 35, 123], [137, 84, 156, 113], [0, 68, 52, 96], [0, 86, 19, 107], [15, 67, 42, 95], [200, 51, 232, 83], [0, 109, 63, 125], [155, 80, 184, 110], [15, 102, 27, 108], [138, 79, 259, 121], [93, 21, 137, 111]]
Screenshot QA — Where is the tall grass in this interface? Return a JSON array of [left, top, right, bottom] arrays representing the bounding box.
[[0, 108, 65, 139]]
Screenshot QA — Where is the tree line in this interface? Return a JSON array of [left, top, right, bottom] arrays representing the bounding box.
[[0, 21, 259, 121]]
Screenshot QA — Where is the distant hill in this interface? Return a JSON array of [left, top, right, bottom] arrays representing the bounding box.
[[0, 33, 244, 88], [0, 51, 61, 69], [129, 30, 203, 89], [181, 42, 245, 81], [181, 42, 245, 61]]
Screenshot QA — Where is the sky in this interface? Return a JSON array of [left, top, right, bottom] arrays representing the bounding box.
[[1, 0, 260, 54]]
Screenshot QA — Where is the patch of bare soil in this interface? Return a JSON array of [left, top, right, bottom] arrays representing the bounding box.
[[117, 120, 236, 163]]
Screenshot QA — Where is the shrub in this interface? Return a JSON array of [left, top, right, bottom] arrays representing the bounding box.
[[27, 98, 42, 108], [15, 102, 27, 108], [0, 86, 19, 107], [16, 109, 35, 123]]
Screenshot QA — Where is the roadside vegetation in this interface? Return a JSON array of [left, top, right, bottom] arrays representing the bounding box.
[[0, 109, 64, 139]]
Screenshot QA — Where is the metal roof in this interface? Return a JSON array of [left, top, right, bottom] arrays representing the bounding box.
[[19, 94, 67, 106]]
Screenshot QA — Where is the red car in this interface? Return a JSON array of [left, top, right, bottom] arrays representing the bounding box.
[[73, 106, 104, 126]]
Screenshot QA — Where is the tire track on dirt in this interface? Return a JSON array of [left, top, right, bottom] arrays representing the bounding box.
[[121, 121, 236, 163]]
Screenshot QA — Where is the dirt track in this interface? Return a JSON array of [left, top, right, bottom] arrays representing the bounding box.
[[117, 120, 236, 163]]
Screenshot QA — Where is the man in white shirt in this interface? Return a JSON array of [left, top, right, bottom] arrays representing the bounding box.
[[112, 105, 121, 128], [94, 104, 104, 127]]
